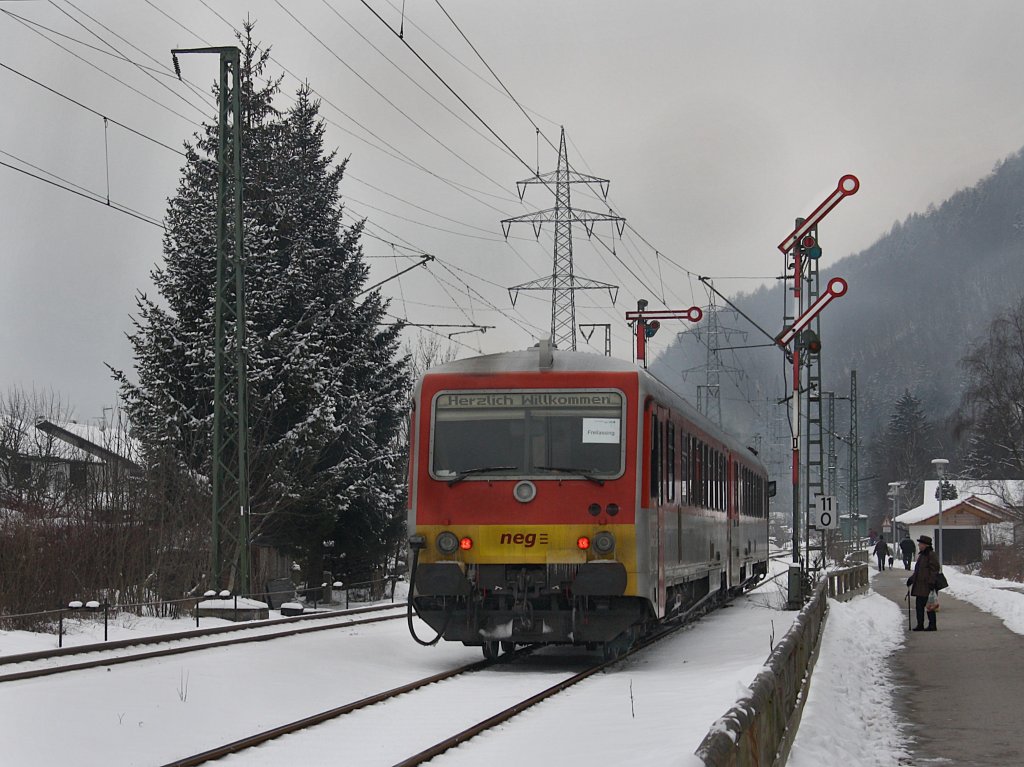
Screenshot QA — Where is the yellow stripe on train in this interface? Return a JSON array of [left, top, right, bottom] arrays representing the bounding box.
[[414, 523, 640, 594]]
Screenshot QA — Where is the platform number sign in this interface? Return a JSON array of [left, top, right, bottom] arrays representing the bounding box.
[[814, 495, 839, 530]]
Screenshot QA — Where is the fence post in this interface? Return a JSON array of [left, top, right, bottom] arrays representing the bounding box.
[[58, 609, 64, 648], [103, 602, 109, 642]]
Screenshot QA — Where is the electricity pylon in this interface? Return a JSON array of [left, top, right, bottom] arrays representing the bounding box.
[[502, 128, 623, 350], [173, 46, 251, 593]]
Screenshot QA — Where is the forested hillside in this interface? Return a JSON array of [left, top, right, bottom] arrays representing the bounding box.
[[653, 149, 1024, 524]]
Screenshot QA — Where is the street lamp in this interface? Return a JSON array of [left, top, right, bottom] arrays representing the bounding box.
[[887, 482, 903, 541], [931, 458, 949, 569]]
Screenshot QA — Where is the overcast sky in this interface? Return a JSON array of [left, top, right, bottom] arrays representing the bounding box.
[[3, 0, 1024, 422]]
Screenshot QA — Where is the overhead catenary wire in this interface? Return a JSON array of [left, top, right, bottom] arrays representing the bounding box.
[[318, 0, 517, 161], [49, 0, 214, 116], [273, 0, 515, 199], [0, 156, 164, 229], [0, 8, 200, 125], [191, 0, 521, 213], [0, 61, 186, 156]]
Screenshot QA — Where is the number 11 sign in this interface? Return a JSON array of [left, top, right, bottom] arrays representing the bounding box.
[[814, 495, 839, 530]]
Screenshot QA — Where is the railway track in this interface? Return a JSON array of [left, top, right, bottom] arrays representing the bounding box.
[[159, 578, 746, 767], [0, 603, 405, 683]]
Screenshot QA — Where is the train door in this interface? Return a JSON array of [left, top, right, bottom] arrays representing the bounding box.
[[656, 406, 669, 616], [726, 451, 739, 588]]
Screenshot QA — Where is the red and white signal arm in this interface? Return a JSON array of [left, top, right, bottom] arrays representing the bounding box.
[[813, 495, 839, 530]]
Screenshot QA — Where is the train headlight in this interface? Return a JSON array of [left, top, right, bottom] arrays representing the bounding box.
[[593, 531, 616, 555], [459, 537, 474, 551], [577, 536, 591, 550], [606, 503, 620, 517], [588, 503, 601, 517], [436, 531, 459, 554], [513, 480, 537, 503]]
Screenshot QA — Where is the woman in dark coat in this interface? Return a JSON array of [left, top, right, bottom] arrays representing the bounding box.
[[907, 535, 941, 631]]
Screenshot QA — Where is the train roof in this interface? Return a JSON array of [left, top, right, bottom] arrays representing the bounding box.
[[417, 344, 766, 472], [421, 345, 639, 376]]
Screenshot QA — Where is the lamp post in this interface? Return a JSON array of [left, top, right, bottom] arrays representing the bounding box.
[[887, 482, 902, 542], [931, 458, 949, 569]]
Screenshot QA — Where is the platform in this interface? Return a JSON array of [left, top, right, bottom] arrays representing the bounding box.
[[871, 567, 1024, 765]]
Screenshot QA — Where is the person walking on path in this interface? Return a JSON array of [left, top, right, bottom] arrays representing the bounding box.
[[873, 535, 891, 571], [899, 534, 915, 570], [907, 534, 940, 631]]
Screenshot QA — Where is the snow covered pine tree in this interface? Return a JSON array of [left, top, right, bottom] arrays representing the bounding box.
[[113, 26, 408, 590]]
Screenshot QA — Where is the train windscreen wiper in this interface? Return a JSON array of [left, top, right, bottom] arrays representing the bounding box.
[[534, 465, 605, 486], [446, 465, 519, 486]]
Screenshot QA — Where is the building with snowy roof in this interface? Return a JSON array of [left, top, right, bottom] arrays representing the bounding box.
[[894, 479, 1020, 564], [1, 417, 141, 513]]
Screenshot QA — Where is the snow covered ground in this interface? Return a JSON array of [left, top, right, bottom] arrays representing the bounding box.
[[1, 566, 1020, 765], [788, 591, 909, 767], [789, 565, 1024, 767], [943, 567, 1024, 634]]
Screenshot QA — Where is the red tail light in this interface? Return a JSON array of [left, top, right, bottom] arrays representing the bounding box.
[[577, 536, 591, 550], [459, 537, 473, 551]]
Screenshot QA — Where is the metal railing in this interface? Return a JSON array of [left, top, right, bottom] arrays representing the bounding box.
[[0, 575, 405, 648]]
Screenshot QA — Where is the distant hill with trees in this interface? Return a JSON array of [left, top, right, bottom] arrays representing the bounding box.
[[653, 148, 1024, 529]]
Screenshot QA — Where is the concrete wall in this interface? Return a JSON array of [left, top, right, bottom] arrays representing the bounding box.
[[693, 564, 868, 766]]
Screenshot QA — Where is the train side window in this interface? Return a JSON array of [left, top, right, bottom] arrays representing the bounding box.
[[666, 421, 675, 501], [695, 441, 702, 508], [702, 442, 709, 509], [726, 456, 731, 513], [716, 448, 724, 507], [688, 436, 697, 506], [718, 452, 724, 511], [680, 432, 689, 503], [650, 413, 660, 502], [712, 450, 719, 510]]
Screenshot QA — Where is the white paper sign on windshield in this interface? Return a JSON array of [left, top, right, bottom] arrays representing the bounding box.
[[582, 418, 620, 443]]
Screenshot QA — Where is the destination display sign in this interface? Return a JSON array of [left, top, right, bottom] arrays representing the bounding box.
[[436, 391, 621, 409]]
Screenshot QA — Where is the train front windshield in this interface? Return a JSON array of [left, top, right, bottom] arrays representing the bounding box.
[[431, 390, 624, 479]]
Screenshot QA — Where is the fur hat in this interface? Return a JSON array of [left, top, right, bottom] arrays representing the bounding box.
[[917, 535, 933, 546]]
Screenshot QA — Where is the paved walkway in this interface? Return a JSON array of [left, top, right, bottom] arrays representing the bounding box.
[[870, 566, 1024, 766]]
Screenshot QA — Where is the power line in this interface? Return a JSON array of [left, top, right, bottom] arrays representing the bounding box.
[[274, 1, 514, 198], [0, 156, 164, 229], [318, 0, 515, 161], [50, 0, 213, 116], [355, 0, 542, 185], [0, 8, 200, 125], [0, 60, 185, 156], [0, 8, 178, 77], [432, 0, 558, 158], [381, 0, 560, 129], [191, 0, 520, 213]]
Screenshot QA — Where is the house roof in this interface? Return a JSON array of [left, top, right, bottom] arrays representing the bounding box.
[[896, 493, 1015, 525], [33, 420, 142, 474]]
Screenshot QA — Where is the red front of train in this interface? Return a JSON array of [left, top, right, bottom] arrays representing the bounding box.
[[406, 345, 769, 657]]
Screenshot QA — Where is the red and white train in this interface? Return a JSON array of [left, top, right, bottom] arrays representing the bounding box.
[[406, 343, 771, 658]]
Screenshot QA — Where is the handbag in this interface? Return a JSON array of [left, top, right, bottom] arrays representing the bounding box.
[[934, 572, 949, 591], [926, 590, 940, 612]]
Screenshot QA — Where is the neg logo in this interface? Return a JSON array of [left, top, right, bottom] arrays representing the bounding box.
[[499, 532, 549, 548]]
